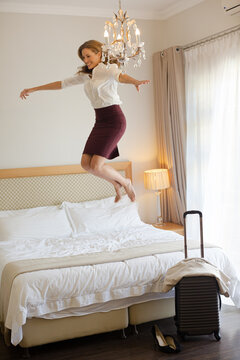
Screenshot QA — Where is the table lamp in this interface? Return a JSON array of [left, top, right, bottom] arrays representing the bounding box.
[[144, 169, 170, 225]]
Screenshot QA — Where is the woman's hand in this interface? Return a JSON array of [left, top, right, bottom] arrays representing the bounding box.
[[135, 80, 150, 92], [20, 89, 30, 100], [20, 82, 62, 100], [119, 73, 150, 92]]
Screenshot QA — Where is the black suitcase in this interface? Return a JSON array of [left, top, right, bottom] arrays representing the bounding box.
[[174, 210, 221, 341]]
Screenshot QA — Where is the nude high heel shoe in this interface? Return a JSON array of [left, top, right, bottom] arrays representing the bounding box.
[[151, 325, 181, 353]]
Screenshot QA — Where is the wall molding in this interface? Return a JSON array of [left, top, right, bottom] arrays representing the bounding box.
[[0, 0, 205, 20]]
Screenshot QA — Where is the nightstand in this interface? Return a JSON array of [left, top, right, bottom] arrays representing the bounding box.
[[153, 222, 184, 236]]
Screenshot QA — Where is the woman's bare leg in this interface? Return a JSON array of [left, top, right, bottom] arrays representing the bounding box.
[[81, 154, 124, 202], [81, 154, 135, 202], [90, 155, 136, 202], [81, 154, 123, 202]]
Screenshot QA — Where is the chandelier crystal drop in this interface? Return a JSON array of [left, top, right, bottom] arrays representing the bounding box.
[[102, 0, 146, 70]]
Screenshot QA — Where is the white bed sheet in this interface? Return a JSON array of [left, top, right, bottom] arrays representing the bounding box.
[[40, 291, 175, 319], [0, 224, 239, 346]]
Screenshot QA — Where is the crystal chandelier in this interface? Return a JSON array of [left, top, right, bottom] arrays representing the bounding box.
[[102, 0, 146, 70]]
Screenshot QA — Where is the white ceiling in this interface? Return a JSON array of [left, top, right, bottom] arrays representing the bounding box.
[[0, 0, 205, 20]]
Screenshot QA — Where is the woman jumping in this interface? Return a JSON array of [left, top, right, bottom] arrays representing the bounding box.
[[20, 40, 150, 202]]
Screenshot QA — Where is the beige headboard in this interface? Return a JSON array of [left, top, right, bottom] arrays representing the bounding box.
[[0, 161, 132, 211]]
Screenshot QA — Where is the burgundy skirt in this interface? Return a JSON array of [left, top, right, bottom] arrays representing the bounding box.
[[83, 105, 126, 159]]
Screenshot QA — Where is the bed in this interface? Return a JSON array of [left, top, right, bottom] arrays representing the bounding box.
[[0, 161, 239, 352]]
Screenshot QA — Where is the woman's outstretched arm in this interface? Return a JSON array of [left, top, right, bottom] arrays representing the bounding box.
[[118, 73, 150, 92], [20, 81, 62, 99]]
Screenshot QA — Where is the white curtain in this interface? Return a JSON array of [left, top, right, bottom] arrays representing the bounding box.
[[185, 30, 240, 273]]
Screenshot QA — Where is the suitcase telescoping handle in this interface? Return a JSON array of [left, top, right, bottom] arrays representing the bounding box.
[[183, 210, 204, 259]]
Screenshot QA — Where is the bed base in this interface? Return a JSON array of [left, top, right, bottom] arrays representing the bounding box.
[[18, 298, 175, 348], [20, 308, 128, 348], [129, 297, 175, 325]]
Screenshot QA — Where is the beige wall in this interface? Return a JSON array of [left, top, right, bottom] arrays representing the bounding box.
[[160, 0, 240, 50], [0, 0, 239, 222]]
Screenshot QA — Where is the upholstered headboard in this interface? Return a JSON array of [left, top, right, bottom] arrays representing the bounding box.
[[0, 161, 132, 211]]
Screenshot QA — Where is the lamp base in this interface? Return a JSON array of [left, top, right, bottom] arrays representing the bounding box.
[[155, 216, 164, 226]]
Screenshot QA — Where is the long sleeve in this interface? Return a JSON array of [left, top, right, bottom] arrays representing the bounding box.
[[106, 64, 122, 82], [61, 73, 86, 89]]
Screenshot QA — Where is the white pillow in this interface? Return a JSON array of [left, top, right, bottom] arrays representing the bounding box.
[[0, 206, 72, 241], [62, 195, 144, 234], [63, 196, 123, 210]]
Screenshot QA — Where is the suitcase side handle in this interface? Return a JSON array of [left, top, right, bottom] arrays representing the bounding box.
[[183, 210, 204, 259]]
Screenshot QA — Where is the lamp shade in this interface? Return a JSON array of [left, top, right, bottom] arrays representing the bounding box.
[[144, 169, 170, 191]]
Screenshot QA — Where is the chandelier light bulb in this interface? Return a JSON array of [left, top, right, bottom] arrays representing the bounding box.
[[135, 28, 141, 45], [104, 30, 110, 45]]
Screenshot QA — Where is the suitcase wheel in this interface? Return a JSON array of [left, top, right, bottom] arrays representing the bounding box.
[[214, 331, 221, 341], [177, 331, 186, 341]]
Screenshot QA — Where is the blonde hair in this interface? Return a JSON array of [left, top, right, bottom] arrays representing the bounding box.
[[77, 40, 119, 75]]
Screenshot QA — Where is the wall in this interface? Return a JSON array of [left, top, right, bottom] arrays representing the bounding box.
[[160, 0, 240, 50], [0, 12, 161, 223]]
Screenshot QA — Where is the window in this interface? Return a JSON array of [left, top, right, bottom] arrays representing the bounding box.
[[185, 30, 240, 271]]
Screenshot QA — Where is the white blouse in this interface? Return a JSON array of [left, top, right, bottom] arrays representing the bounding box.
[[61, 63, 122, 109]]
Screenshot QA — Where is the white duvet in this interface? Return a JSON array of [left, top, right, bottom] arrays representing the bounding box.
[[0, 224, 239, 346]]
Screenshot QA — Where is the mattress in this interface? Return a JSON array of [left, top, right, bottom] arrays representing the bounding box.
[[0, 224, 239, 346]]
